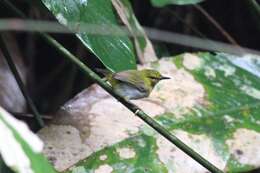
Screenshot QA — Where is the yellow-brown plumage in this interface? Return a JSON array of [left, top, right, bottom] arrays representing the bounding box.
[[98, 69, 170, 99]]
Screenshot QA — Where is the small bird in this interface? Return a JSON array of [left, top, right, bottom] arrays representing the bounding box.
[[97, 69, 170, 100]]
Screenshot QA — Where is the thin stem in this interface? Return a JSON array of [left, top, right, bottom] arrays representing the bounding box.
[[10, 112, 52, 120], [194, 4, 239, 46], [2, 0, 26, 18], [165, 7, 207, 39], [2, 1, 224, 172], [0, 35, 44, 128]]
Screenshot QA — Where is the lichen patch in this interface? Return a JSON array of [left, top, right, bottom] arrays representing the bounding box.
[[156, 130, 226, 173], [116, 147, 136, 159], [94, 164, 113, 173], [204, 66, 216, 79], [223, 115, 235, 124], [149, 68, 205, 117], [132, 99, 165, 116], [226, 128, 260, 167], [183, 53, 203, 70], [140, 58, 206, 117], [79, 0, 88, 5], [218, 64, 236, 77], [99, 155, 107, 161], [38, 125, 91, 171], [240, 85, 260, 100], [86, 98, 143, 150]]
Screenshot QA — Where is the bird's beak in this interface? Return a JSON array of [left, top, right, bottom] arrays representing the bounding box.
[[160, 76, 171, 80]]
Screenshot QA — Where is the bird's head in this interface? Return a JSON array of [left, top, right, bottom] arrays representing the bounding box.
[[142, 69, 170, 86]]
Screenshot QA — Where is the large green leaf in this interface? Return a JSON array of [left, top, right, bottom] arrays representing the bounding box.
[[42, 0, 136, 72], [170, 53, 260, 172], [61, 53, 260, 173], [63, 135, 168, 173], [0, 107, 56, 173], [151, 0, 204, 6]]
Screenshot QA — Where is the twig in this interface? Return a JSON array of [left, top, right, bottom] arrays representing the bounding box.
[[165, 7, 207, 39], [2, 0, 26, 18], [194, 4, 239, 46], [10, 112, 52, 120], [2, 1, 223, 172], [0, 34, 44, 128]]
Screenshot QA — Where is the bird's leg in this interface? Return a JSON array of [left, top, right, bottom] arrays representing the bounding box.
[[119, 96, 141, 115], [134, 109, 140, 115]]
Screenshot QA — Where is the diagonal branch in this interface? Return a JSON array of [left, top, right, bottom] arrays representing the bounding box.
[[194, 4, 239, 46]]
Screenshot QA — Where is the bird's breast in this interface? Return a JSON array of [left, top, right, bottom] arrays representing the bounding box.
[[113, 83, 148, 100]]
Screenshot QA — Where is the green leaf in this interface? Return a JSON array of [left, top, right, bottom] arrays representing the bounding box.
[[42, 0, 136, 72], [0, 107, 56, 173], [63, 135, 168, 173], [169, 52, 260, 172], [62, 53, 260, 173], [112, 0, 158, 63], [151, 0, 204, 6]]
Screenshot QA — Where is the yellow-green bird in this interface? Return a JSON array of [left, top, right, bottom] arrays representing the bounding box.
[[97, 69, 170, 100]]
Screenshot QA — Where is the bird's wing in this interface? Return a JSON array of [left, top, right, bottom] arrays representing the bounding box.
[[95, 68, 112, 76], [113, 70, 149, 92]]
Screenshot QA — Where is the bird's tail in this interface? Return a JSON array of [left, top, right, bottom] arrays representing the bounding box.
[[95, 68, 113, 76]]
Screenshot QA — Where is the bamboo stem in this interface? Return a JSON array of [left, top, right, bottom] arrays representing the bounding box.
[[194, 4, 239, 46]]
